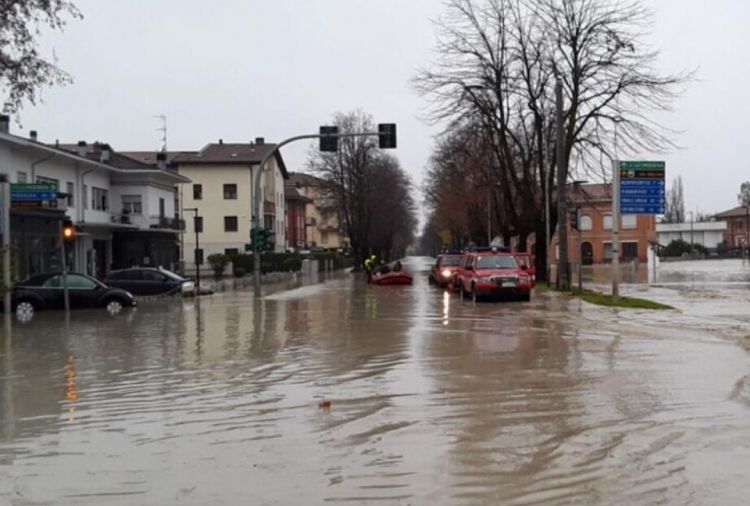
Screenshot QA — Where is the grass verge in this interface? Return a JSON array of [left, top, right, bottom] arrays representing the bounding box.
[[535, 284, 674, 310]]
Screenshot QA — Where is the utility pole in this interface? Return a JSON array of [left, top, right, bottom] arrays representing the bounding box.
[[555, 79, 570, 290], [1, 175, 11, 315], [59, 219, 70, 313], [612, 159, 621, 300]]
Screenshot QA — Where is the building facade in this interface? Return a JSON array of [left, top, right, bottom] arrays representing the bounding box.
[[713, 206, 750, 247], [285, 183, 311, 250], [0, 118, 189, 280], [287, 172, 346, 250], [656, 222, 727, 251], [551, 183, 656, 265], [170, 139, 289, 267]]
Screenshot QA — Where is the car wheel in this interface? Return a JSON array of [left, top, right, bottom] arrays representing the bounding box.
[[521, 291, 531, 302], [14, 300, 36, 322], [105, 298, 124, 315]]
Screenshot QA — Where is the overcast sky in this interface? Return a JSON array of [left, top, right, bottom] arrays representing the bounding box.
[[16, 0, 750, 216]]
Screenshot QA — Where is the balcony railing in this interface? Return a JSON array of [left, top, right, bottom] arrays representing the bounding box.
[[110, 213, 184, 231]]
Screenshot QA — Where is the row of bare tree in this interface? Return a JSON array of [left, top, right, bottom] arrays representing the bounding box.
[[308, 110, 417, 266], [416, 0, 687, 281]]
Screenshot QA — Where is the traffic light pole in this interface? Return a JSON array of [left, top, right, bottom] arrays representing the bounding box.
[[1, 177, 11, 315], [252, 131, 385, 296], [59, 219, 70, 313]]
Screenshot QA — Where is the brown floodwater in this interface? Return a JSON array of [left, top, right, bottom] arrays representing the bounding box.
[[1, 257, 750, 505]]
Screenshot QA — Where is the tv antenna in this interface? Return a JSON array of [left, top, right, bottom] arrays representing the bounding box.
[[154, 114, 167, 151]]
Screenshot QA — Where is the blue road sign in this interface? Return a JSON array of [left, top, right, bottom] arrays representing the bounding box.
[[619, 161, 665, 215], [11, 192, 57, 200]]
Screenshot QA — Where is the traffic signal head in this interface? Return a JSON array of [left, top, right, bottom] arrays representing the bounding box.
[[62, 219, 75, 242], [569, 208, 580, 231], [378, 123, 397, 149], [319, 126, 339, 152]]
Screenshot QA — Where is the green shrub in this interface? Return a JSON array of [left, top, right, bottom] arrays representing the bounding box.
[[233, 267, 246, 278], [207, 253, 229, 278], [282, 257, 302, 272], [659, 239, 692, 257]]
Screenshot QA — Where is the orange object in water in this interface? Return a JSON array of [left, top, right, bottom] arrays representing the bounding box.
[[318, 400, 331, 409]]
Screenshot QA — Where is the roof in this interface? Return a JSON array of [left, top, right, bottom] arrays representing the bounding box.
[[0, 133, 188, 182], [569, 183, 612, 204], [289, 172, 326, 187], [714, 206, 749, 219], [656, 222, 726, 233], [119, 151, 187, 165], [284, 183, 313, 203], [172, 141, 289, 178], [54, 142, 190, 183]]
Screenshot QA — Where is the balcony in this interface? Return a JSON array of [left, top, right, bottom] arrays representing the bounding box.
[[263, 201, 276, 215], [110, 213, 184, 231]]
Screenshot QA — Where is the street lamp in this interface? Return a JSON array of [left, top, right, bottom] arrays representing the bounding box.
[[184, 207, 201, 295]]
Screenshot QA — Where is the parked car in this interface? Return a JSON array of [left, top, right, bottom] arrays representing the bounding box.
[[429, 253, 464, 288], [11, 273, 137, 317], [105, 267, 195, 296], [457, 248, 532, 302]]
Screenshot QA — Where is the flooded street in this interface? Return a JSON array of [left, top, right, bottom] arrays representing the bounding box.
[[2, 258, 750, 505]]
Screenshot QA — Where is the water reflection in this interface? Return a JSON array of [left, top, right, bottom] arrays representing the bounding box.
[[0, 261, 749, 505]]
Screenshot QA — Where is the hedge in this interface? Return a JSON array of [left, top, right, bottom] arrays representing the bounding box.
[[229, 252, 353, 274]]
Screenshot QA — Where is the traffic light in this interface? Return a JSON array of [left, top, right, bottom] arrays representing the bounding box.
[[378, 123, 397, 149], [569, 208, 580, 231], [250, 228, 275, 251], [319, 126, 339, 152], [61, 219, 75, 242]]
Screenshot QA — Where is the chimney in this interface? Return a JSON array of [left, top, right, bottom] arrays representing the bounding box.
[[100, 145, 111, 163], [255, 137, 265, 145], [0, 115, 9, 134], [156, 152, 167, 170], [77, 140, 87, 157], [29, 130, 38, 141], [218, 138, 223, 145]]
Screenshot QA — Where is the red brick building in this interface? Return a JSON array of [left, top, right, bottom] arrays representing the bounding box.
[[285, 183, 311, 250], [551, 183, 656, 264], [714, 206, 750, 247]]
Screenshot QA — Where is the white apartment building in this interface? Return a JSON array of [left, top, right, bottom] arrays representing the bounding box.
[[0, 115, 189, 279], [170, 138, 289, 267]]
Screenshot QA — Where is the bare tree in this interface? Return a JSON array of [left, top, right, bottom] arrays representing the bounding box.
[[414, 0, 689, 280], [308, 110, 416, 265], [663, 175, 685, 223], [0, 1, 82, 114]]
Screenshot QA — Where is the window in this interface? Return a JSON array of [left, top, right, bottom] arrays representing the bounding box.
[[36, 175, 59, 190], [66, 182, 75, 207], [17, 171, 27, 183], [224, 248, 239, 256], [194, 216, 203, 233], [92, 187, 108, 211], [43, 275, 96, 289], [603, 214, 613, 230], [622, 215, 637, 229], [193, 184, 203, 200], [603, 242, 613, 261], [622, 242, 639, 259], [142, 271, 168, 282], [223, 184, 237, 199], [122, 195, 143, 215], [224, 216, 238, 232], [321, 231, 329, 244], [579, 215, 593, 231], [83, 185, 88, 209], [159, 198, 165, 217]]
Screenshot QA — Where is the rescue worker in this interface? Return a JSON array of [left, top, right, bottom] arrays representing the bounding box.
[[392, 260, 403, 272], [364, 254, 377, 283]]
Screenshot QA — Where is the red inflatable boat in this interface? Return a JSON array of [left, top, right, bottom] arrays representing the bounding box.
[[372, 271, 413, 285]]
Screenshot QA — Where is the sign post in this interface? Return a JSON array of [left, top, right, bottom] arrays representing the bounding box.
[[613, 160, 665, 299], [1, 176, 11, 315]]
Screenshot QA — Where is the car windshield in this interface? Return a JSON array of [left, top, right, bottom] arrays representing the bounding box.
[[439, 256, 462, 266], [476, 255, 518, 270]]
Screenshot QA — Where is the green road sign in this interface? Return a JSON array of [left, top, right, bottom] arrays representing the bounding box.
[[620, 161, 665, 171]]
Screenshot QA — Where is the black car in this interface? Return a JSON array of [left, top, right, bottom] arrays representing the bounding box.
[[12, 273, 137, 316], [104, 268, 195, 296]]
